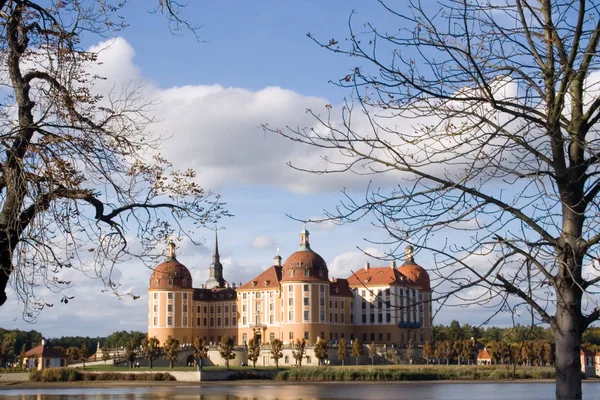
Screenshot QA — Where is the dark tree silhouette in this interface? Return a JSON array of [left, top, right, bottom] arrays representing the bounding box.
[[0, 0, 226, 319], [270, 1, 600, 398]]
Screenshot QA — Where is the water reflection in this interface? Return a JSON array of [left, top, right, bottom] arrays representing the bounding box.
[[1, 382, 600, 400]]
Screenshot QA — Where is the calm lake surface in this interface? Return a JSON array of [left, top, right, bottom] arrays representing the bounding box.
[[1, 382, 600, 400]]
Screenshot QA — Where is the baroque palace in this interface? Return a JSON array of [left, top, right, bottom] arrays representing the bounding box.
[[147, 228, 433, 347]]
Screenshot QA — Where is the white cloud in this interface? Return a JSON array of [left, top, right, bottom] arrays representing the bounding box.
[[252, 235, 275, 249], [328, 247, 386, 281], [85, 38, 395, 195]]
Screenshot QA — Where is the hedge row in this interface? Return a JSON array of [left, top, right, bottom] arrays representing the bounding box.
[[29, 368, 175, 382]]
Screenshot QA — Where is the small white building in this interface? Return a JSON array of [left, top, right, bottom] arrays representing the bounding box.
[[23, 340, 68, 370]]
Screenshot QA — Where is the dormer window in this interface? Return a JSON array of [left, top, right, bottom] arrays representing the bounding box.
[[319, 270, 324, 278], [304, 269, 310, 277], [289, 270, 294, 277], [169, 278, 174, 286], [155, 279, 159, 286], [182, 279, 187, 286]]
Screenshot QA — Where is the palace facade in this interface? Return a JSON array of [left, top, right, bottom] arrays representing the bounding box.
[[147, 228, 433, 346]]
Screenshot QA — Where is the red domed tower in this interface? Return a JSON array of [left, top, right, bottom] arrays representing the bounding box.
[[148, 242, 194, 345], [280, 227, 331, 343], [397, 245, 431, 291], [397, 245, 433, 342]]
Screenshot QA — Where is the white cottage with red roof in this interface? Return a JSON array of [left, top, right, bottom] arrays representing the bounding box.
[[22, 339, 67, 370]]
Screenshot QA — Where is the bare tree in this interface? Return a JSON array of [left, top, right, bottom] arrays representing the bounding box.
[[0, 1, 226, 319], [292, 338, 306, 367], [269, 338, 283, 369], [192, 336, 209, 371], [337, 337, 348, 366], [270, 1, 600, 398], [141, 336, 160, 369], [247, 335, 260, 368], [219, 336, 236, 369], [314, 338, 329, 366], [163, 337, 180, 368]]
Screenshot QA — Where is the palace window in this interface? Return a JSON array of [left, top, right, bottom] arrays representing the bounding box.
[[303, 311, 309, 321], [289, 270, 294, 277], [289, 332, 294, 340], [183, 317, 187, 326], [167, 304, 173, 312], [303, 284, 309, 292], [183, 305, 187, 313], [169, 278, 173, 286], [167, 293, 173, 300], [155, 279, 159, 286], [304, 331, 310, 339], [242, 333, 248, 344], [304, 269, 310, 277], [289, 311, 294, 321], [167, 316, 173, 326], [303, 297, 309, 306]]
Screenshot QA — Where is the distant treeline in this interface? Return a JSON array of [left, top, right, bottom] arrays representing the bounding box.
[[0, 328, 146, 367], [434, 320, 600, 348]]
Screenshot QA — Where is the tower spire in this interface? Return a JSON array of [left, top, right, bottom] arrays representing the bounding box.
[[206, 228, 226, 289], [214, 229, 220, 259], [299, 225, 311, 250], [166, 241, 177, 260]]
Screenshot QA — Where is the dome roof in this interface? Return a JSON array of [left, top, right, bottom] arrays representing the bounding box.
[[280, 228, 329, 282], [398, 245, 430, 290], [398, 262, 430, 290], [281, 250, 329, 282], [149, 242, 193, 290]]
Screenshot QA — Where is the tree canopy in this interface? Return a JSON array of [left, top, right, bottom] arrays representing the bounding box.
[[271, 1, 600, 398], [0, 0, 227, 320]]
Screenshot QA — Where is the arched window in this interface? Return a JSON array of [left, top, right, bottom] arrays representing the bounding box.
[[169, 278, 173, 286], [155, 279, 159, 286], [182, 279, 187, 286]]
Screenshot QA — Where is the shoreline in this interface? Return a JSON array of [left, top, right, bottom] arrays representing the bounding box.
[[0, 378, 576, 390]]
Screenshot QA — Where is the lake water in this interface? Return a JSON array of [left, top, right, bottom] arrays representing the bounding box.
[[1, 382, 600, 399]]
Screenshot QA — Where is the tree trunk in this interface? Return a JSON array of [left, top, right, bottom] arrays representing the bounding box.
[[554, 300, 583, 400]]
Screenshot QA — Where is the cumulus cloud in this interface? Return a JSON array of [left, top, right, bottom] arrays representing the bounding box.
[[252, 235, 275, 249], [327, 247, 386, 281], [84, 38, 401, 195]]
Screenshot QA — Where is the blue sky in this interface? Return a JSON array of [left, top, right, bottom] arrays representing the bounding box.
[[1, 0, 526, 338]]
